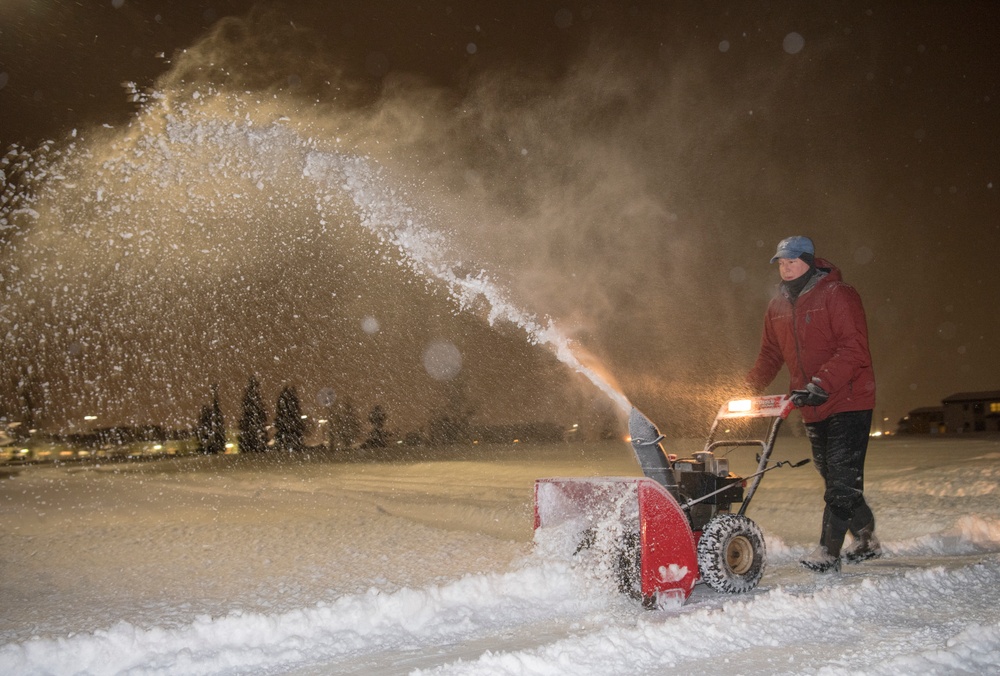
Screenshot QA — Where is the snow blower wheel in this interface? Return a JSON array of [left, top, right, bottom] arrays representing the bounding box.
[[615, 531, 642, 599], [696, 513, 766, 594]]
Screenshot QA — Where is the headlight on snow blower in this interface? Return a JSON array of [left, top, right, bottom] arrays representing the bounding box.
[[727, 399, 753, 413]]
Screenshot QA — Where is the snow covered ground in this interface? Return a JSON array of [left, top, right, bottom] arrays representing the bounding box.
[[1, 434, 999, 675]]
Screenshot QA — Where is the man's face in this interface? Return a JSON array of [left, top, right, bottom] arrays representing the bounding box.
[[778, 257, 810, 281]]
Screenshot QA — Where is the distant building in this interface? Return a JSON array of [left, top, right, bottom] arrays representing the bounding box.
[[897, 406, 945, 434], [941, 390, 1000, 433]]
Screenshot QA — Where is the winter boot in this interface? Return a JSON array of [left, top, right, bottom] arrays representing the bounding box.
[[843, 524, 883, 564], [801, 510, 845, 573], [800, 545, 841, 573]]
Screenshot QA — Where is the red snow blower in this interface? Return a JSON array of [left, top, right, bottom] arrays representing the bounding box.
[[533, 395, 809, 607]]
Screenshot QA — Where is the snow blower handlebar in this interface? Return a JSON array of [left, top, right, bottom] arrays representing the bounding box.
[[705, 395, 797, 442], [628, 396, 799, 512], [701, 395, 797, 516]]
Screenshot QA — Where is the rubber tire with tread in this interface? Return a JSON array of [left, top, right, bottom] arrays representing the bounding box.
[[615, 531, 642, 599], [696, 513, 766, 594], [574, 528, 642, 600]]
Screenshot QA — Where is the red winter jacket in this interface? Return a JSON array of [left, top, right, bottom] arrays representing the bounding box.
[[746, 258, 875, 423]]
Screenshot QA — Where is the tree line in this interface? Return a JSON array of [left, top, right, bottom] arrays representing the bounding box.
[[195, 377, 390, 455]]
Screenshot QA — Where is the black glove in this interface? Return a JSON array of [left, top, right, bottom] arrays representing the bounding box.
[[790, 381, 829, 407]]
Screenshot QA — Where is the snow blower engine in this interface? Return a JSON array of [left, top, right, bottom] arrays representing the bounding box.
[[533, 395, 810, 607]]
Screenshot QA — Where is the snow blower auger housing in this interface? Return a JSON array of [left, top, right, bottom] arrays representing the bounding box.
[[533, 395, 807, 608]]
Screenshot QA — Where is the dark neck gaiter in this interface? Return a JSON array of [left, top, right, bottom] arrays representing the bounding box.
[[782, 265, 817, 302]]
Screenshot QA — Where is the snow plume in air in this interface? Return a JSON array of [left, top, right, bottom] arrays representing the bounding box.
[[2, 6, 852, 431], [301, 148, 631, 413], [4, 3, 906, 435], [0, 92, 627, 430], [151, 6, 776, 425]]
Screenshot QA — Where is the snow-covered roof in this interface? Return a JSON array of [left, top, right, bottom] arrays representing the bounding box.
[[907, 406, 944, 416], [941, 390, 1000, 403]]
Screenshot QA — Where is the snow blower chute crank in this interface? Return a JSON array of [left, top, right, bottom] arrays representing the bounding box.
[[533, 395, 809, 607]]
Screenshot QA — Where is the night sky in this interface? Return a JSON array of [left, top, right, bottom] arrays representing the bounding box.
[[1, 1, 998, 435]]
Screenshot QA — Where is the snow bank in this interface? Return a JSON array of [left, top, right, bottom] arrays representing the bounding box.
[[892, 515, 1000, 557], [0, 561, 602, 676], [417, 560, 1000, 676]]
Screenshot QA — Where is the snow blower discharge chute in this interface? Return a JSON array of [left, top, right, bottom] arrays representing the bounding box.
[[533, 395, 810, 608]]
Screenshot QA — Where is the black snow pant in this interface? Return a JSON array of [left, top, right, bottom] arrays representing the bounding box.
[[804, 409, 875, 557]]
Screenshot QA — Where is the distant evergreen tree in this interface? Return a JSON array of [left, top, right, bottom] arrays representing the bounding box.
[[591, 400, 622, 441], [11, 367, 44, 429], [211, 384, 226, 453], [331, 396, 361, 451], [596, 408, 621, 441], [363, 403, 390, 449], [428, 378, 476, 445], [196, 404, 214, 453], [238, 376, 268, 453], [274, 386, 305, 452], [198, 384, 227, 454]]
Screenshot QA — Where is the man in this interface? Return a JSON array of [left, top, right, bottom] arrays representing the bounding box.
[[746, 236, 881, 572]]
